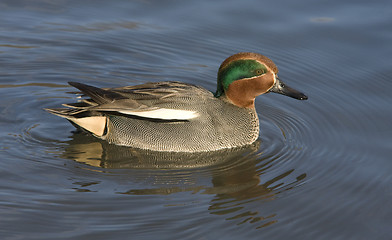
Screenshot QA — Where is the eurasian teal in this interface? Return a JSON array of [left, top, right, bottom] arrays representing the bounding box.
[[46, 52, 307, 152]]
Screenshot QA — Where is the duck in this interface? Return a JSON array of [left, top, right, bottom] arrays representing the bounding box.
[[45, 52, 307, 152]]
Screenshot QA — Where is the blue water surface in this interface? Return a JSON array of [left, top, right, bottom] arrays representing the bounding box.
[[0, 0, 391, 239]]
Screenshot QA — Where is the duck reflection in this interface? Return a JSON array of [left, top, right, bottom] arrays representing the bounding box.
[[61, 132, 262, 169], [60, 132, 306, 229]]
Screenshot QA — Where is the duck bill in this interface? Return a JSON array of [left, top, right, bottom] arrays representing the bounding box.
[[269, 77, 308, 100]]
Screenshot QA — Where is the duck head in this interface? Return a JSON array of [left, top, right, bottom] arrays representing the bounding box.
[[215, 52, 307, 108]]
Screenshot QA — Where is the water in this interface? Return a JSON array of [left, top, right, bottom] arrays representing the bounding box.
[[1, 0, 391, 239]]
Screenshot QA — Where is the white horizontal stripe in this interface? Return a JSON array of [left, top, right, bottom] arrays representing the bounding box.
[[119, 108, 198, 120]]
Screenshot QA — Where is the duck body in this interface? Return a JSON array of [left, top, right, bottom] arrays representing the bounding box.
[[46, 52, 307, 152], [48, 81, 259, 152], [108, 81, 261, 152]]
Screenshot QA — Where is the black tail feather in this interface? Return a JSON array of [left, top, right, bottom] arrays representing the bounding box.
[[68, 82, 124, 104]]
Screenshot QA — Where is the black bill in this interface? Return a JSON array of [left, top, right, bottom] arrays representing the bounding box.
[[269, 77, 308, 100]]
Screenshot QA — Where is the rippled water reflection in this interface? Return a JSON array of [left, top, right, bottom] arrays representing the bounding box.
[[1, 0, 392, 239]]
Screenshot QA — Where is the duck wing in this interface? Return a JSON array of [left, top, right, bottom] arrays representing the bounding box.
[[48, 81, 212, 121]]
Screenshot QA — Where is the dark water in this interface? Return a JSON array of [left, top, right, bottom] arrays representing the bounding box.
[[1, 0, 391, 239]]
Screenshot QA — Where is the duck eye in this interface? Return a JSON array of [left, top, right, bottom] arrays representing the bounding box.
[[256, 69, 265, 75]]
